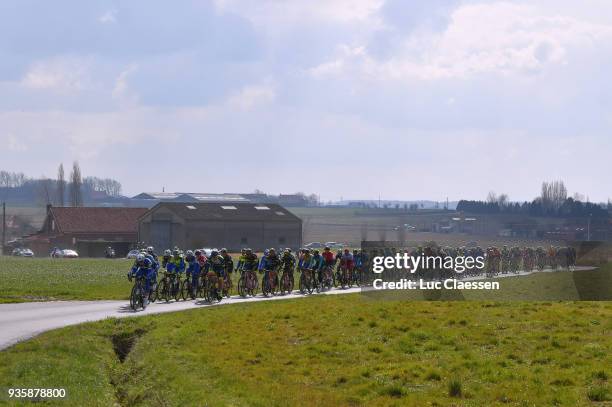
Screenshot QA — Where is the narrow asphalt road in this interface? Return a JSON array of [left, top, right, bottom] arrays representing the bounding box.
[[0, 267, 592, 351]]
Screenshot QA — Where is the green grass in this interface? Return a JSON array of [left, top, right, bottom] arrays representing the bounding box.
[[0, 256, 302, 303], [0, 257, 131, 303], [0, 296, 610, 406]]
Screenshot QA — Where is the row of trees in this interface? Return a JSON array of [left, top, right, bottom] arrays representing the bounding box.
[[0, 171, 27, 188], [458, 181, 609, 218], [1, 164, 122, 207]]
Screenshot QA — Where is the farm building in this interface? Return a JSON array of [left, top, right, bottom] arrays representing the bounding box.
[[138, 202, 302, 251], [20, 205, 147, 257]]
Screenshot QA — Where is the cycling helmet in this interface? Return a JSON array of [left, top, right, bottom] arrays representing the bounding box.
[[186, 250, 194, 257], [324, 246, 330, 250], [264, 249, 269, 256], [136, 253, 145, 262], [211, 250, 218, 257], [164, 249, 171, 256], [269, 248, 276, 254], [147, 246, 154, 253], [285, 248, 292, 253], [195, 249, 202, 256], [172, 249, 180, 256]]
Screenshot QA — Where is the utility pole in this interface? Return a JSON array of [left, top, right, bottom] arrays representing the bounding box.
[[2, 202, 5, 256], [587, 213, 592, 241]]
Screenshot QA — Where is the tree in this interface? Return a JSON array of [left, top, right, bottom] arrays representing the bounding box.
[[69, 161, 83, 207], [486, 191, 498, 204], [37, 177, 52, 206], [56, 164, 65, 206], [541, 180, 567, 213]]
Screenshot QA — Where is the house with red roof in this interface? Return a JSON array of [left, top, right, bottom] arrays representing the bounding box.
[[22, 205, 147, 257]]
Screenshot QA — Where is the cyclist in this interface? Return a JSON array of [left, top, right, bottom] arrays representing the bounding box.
[[258, 249, 270, 274], [204, 250, 225, 300], [128, 253, 154, 306], [195, 249, 207, 268], [298, 249, 314, 283], [185, 250, 202, 297], [334, 249, 343, 272], [353, 249, 363, 282], [144, 246, 160, 281], [239, 248, 258, 274], [220, 248, 233, 274], [236, 248, 247, 271], [339, 248, 354, 283], [260, 248, 281, 290], [280, 248, 296, 271], [165, 249, 185, 293], [310, 249, 324, 284], [161, 249, 172, 269]]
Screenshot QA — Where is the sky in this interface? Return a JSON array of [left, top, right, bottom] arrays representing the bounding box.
[[0, 0, 611, 203]]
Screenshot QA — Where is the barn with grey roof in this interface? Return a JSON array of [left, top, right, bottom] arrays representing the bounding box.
[[137, 202, 302, 251]]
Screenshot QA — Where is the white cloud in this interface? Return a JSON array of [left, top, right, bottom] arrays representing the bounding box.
[[21, 57, 94, 91], [98, 9, 117, 24], [112, 64, 139, 105], [310, 2, 612, 81], [6, 134, 27, 152], [215, 0, 384, 24], [227, 83, 276, 110]]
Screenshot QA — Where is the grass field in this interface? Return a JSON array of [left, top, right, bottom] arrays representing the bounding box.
[[0, 257, 132, 303], [1, 294, 610, 406]]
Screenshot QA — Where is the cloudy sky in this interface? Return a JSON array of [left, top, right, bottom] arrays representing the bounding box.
[[1, 0, 611, 202]]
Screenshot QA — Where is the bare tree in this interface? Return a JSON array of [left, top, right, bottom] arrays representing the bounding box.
[[38, 177, 52, 206], [541, 180, 567, 212], [497, 193, 509, 207], [486, 191, 498, 204], [69, 161, 83, 207], [56, 164, 65, 206]]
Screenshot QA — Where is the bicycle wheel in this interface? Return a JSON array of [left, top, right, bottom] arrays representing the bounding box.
[[299, 273, 306, 294], [130, 284, 138, 311], [149, 281, 158, 303], [180, 279, 190, 301], [158, 279, 170, 302], [237, 276, 246, 297], [272, 275, 279, 295], [262, 276, 270, 297], [172, 277, 181, 301]]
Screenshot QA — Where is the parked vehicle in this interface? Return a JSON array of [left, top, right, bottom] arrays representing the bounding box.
[[12, 248, 34, 257], [325, 242, 344, 249], [304, 242, 323, 249], [105, 247, 116, 258], [20, 248, 34, 257], [51, 249, 79, 258]]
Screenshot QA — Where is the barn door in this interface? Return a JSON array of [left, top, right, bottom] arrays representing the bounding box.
[[151, 221, 171, 251]]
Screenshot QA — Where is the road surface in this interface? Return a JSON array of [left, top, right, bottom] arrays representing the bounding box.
[[0, 267, 593, 350]]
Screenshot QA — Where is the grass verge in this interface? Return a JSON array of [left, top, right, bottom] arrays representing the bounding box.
[[1, 295, 610, 406]]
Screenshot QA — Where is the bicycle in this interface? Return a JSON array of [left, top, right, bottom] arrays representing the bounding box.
[[129, 276, 148, 311], [339, 266, 352, 289], [299, 268, 315, 294], [203, 271, 221, 303], [320, 265, 334, 291], [262, 268, 279, 297], [181, 273, 198, 300], [158, 272, 182, 302], [237, 269, 258, 297], [279, 268, 294, 295], [222, 273, 233, 298]]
